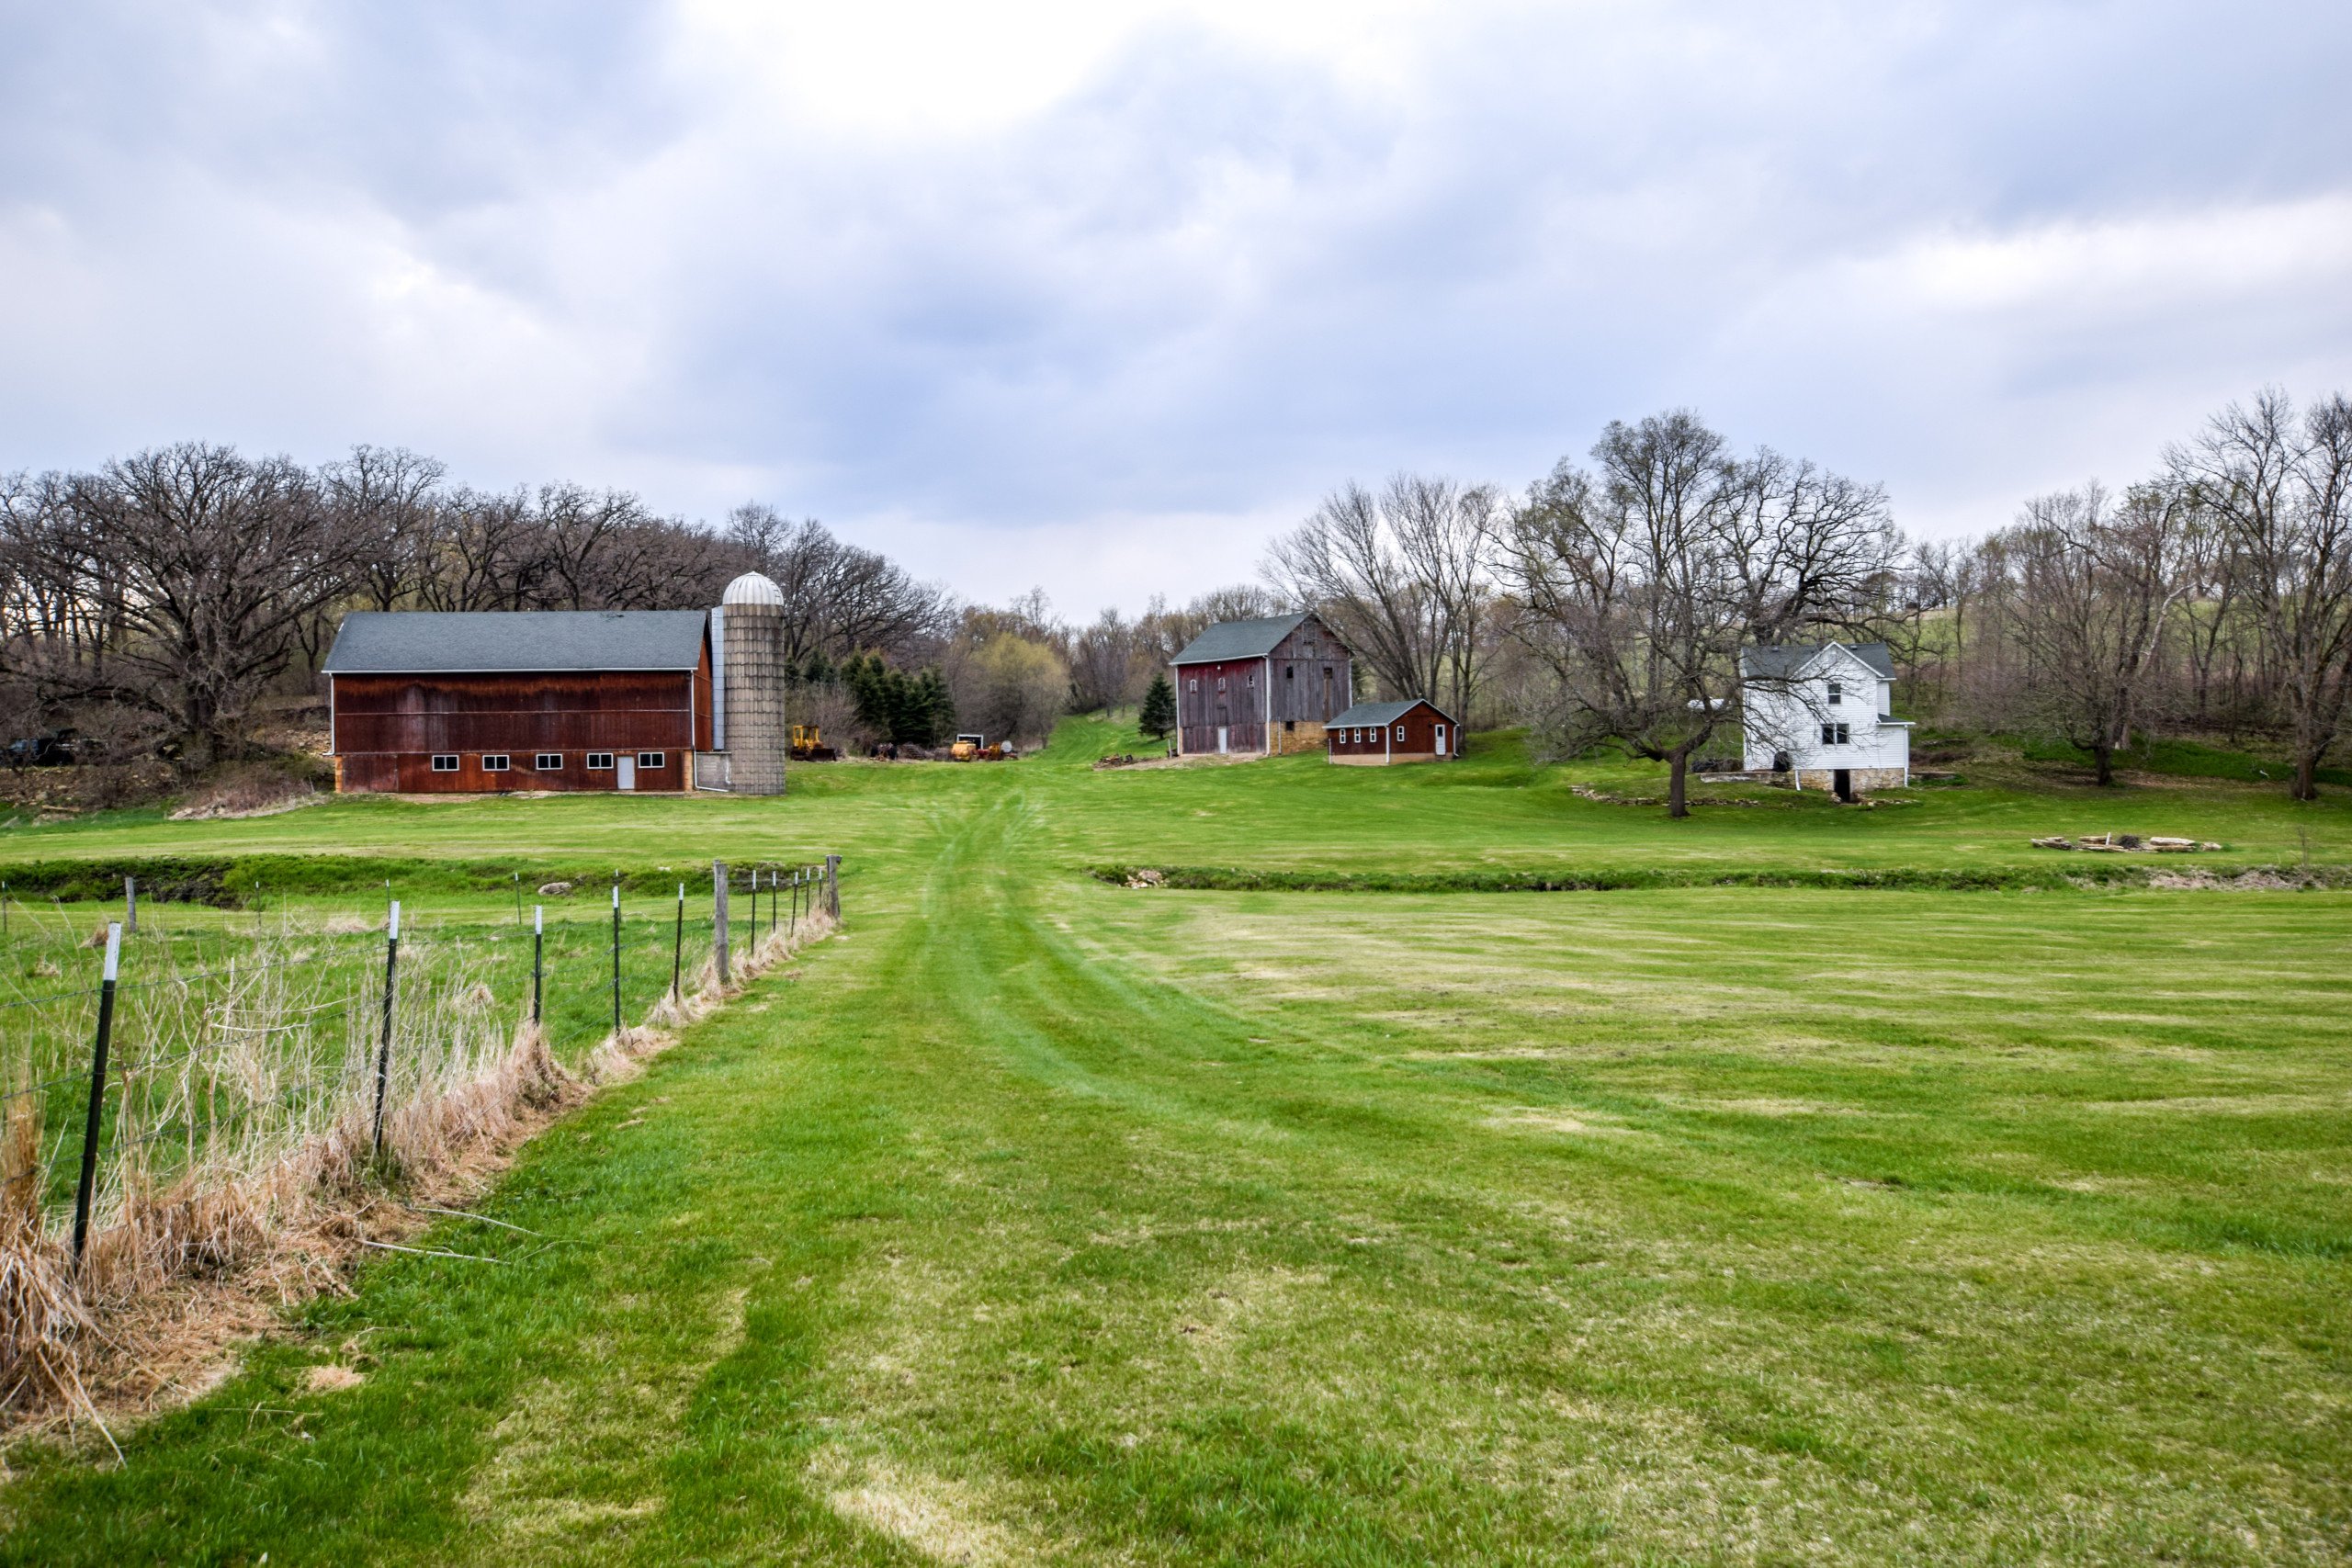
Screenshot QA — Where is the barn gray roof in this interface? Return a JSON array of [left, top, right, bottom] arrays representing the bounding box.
[[1170, 613, 1309, 664], [1329, 698, 1453, 728], [1739, 640, 1894, 681], [322, 610, 707, 675]]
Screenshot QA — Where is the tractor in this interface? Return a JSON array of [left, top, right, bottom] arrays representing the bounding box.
[[789, 724, 840, 761]]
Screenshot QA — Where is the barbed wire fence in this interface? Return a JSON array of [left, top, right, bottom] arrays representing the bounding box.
[[0, 853, 842, 1271]]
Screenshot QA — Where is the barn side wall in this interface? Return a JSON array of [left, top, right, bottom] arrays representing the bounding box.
[[331, 671, 697, 793], [1267, 615, 1352, 726], [1174, 658, 1269, 755]]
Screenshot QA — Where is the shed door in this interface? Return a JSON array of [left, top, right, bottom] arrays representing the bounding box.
[[1216, 726, 1229, 754], [616, 754, 637, 791]]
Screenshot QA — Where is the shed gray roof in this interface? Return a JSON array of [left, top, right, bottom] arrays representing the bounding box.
[[1170, 613, 1309, 665], [1329, 698, 1453, 728], [1739, 640, 1894, 681], [322, 610, 707, 675]]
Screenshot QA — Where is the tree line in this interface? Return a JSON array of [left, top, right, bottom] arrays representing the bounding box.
[[0, 443, 952, 770], [5, 388, 2346, 805], [1218, 388, 2348, 814]]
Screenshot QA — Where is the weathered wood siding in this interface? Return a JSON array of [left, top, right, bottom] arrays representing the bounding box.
[[1328, 702, 1458, 765], [1174, 658, 1267, 755], [1266, 615, 1351, 724], [330, 641, 712, 794]]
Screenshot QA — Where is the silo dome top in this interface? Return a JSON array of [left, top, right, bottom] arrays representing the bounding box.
[[722, 571, 785, 607]]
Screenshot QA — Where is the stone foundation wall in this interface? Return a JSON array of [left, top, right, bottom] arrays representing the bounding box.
[[1793, 766, 1906, 794], [1270, 720, 1329, 756]]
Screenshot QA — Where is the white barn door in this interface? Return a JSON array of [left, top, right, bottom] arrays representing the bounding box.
[[616, 755, 637, 791]]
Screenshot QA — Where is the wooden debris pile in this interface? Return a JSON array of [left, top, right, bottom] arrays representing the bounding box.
[[2030, 833, 2221, 852]]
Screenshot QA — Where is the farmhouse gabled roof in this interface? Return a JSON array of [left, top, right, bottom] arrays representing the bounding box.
[[321, 610, 708, 675], [1738, 640, 1894, 682], [1170, 613, 1310, 664], [1329, 698, 1453, 728]]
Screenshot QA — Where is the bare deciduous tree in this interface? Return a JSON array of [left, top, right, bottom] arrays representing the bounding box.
[[62, 444, 366, 765], [1266, 474, 1496, 719], [1494, 411, 1894, 817], [2170, 389, 2352, 799], [1994, 481, 2195, 785]]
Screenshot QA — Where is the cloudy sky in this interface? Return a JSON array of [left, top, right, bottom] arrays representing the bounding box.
[[5, 1, 2348, 614]]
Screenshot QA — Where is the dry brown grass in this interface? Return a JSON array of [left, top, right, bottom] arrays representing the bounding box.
[[0, 900, 839, 1451]]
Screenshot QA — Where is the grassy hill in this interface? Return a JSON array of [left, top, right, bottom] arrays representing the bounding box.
[[1, 728, 2346, 1563]]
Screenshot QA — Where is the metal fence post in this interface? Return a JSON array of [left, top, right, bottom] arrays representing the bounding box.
[[712, 861, 730, 986], [610, 885, 623, 1036], [124, 875, 137, 935], [372, 901, 401, 1156], [768, 869, 777, 937], [532, 905, 544, 1026], [70, 922, 123, 1263], [826, 854, 841, 921], [671, 883, 685, 999]]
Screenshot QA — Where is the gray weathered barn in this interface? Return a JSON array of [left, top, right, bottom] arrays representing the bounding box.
[[1169, 613, 1353, 757]]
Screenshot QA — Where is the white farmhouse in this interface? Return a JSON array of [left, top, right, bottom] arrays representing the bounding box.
[[1738, 641, 1911, 796]]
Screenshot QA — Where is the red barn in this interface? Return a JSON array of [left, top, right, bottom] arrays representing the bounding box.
[[1327, 699, 1459, 765], [322, 610, 715, 794], [1170, 613, 1354, 757]]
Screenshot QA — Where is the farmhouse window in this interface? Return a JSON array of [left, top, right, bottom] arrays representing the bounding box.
[[586, 752, 616, 771], [637, 750, 666, 769], [1827, 680, 1843, 705], [481, 754, 511, 772], [430, 754, 458, 772], [535, 752, 562, 770], [1821, 722, 1850, 745]]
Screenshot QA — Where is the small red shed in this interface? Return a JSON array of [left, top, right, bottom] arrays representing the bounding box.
[[1327, 699, 1460, 765]]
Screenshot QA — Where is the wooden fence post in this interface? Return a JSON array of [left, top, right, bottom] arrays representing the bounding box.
[[70, 922, 122, 1263], [124, 875, 137, 935], [825, 855, 841, 921]]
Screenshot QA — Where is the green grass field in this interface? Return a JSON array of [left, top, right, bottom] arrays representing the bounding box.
[[1, 727, 2347, 1563]]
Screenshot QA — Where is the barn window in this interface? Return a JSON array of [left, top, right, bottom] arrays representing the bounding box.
[[1284, 667, 1294, 682], [1188, 678, 1197, 693], [481, 753, 510, 772], [1821, 722, 1849, 745], [1246, 672, 1255, 687], [586, 752, 616, 771], [430, 754, 458, 773], [637, 750, 666, 769], [535, 752, 562, 771], [1217, 676, 1226, 692], [1827, 680, 1843, 705], [1394, 726, 1406, 742]]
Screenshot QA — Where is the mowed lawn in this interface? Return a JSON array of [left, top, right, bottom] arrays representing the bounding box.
[[1, 730, 2348, 1563]]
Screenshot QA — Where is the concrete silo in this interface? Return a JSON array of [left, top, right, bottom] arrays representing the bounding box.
[[710, 570, 788, 795]]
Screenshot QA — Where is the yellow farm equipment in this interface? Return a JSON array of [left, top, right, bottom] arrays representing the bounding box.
[[790, 724, 839, 761]]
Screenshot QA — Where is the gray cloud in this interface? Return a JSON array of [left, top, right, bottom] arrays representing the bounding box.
[[3, 0, 2348, 610]]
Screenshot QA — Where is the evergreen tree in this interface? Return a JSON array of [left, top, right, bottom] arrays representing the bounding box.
[[1137, 671, 1176, 739]]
